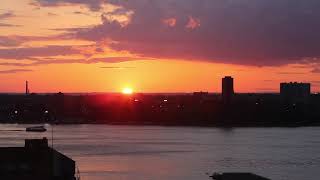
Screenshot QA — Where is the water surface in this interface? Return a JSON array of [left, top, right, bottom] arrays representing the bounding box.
[[0, 124, 319, 180]]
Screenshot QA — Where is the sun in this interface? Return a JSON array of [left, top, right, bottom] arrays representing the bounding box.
[[122, 87, 133, 95]]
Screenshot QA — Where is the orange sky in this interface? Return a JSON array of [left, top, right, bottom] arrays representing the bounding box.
[[0, 0, 319, 93]]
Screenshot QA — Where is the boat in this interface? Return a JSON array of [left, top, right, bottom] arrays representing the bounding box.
[[26, 126, 47, 132]]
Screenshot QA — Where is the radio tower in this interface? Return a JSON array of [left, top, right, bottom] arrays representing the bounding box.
[[25, 81, 30, 95]]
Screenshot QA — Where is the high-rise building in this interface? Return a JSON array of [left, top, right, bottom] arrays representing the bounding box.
[[222, 76, 234, 103], [280, 82, 311, 103], [25, 81, 30, 95]]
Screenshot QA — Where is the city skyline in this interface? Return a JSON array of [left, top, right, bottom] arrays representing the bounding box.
[[14, 78, 315, 95], [0, 0, 320, 93]]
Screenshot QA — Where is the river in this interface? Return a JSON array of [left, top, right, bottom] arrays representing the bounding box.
[[0, 124, 319, 180]]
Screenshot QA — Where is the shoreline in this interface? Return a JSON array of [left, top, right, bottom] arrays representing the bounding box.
[[0, 121, 319, 128]]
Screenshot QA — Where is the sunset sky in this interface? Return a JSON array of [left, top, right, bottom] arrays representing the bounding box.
[[0, 0, 319, 93]]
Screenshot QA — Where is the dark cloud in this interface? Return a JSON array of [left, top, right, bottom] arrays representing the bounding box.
[[0, 69, 33, 74], [40, 0, 320, 66], [49, 27, 90, 32], [32, 0, 107, 11]]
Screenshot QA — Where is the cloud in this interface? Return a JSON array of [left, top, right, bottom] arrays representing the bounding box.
[[186, 16, 200, 29], [73, 11, 90, 16], [0, 35, 71, 47], [277, 72, 305, 75], [32, 0, 107, 11], [163, 18, 177, 27], [100, 66, 135, 69], [43, 0, 320, 66], [29, 57, 142, 65], [49, 27, 91, 32], [47, 12, 58, 16], [0, 57, 143, 67], [0, 12, 19, 27], [0, 12, 16, 19], [0, 69, 33, 74], [0, 36, 24, 47], [0, 23, 21, 27], [0, 62, 33, 67], [311, 68, 320, 73], [0, 45, 80, 59]]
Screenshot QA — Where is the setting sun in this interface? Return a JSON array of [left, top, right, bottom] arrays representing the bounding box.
[[122, 87, 133, 95]]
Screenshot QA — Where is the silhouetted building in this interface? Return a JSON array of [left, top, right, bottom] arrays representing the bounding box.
[[0, 138, 77, 180], [210, 172, 271, 180], [193, 92, 209, 96], [25, 81, 30, 95], [222, 76, 234, 103], [280, 82, 311, 103], [193, 91, 209, 98]]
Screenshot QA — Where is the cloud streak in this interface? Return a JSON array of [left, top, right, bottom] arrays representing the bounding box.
[[0, 57, 143, 67], [311, 68, 320, 73], [100, 66, 136, 69], [0, 46, 79, 60], [0, 23, 21, 27], [32, 0, 107, 11], [0, 12, 16, 19], [0, 69, 33, 74]]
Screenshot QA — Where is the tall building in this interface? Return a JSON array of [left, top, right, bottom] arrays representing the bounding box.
[[222, 76, 234, 103], [25, 81, 30, 95], [280, 82, 311, 103]]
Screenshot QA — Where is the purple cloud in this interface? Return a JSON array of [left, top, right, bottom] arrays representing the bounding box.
[[0, 36, 26, 47], [32, 0, 107, 10], [0, 12, 16, 19], [0, 45, 79, 59], [0, 57, 143, 66], [0, 35, 71, 47], [38, 0, 320, 66]]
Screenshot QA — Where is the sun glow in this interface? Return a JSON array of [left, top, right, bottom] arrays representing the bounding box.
[[122, 87, 133, 95]]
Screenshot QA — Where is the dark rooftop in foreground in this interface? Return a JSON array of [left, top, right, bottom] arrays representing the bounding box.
[[210, 172, 271, 180], [0, 138, 76, 180]]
